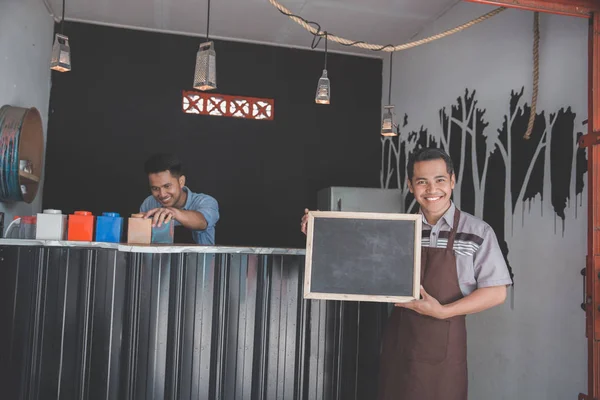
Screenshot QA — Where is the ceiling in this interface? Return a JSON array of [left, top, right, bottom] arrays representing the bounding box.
[[45, 0, 463, 57]]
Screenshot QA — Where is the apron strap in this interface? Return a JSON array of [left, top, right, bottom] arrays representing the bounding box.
[[446, 208, 461, 250]]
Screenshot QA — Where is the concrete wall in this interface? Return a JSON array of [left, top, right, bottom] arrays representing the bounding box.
[[0, 0, 54, 225]]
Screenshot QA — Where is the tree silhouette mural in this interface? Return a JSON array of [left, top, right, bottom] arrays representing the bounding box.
[[381, 87, 587, 280]]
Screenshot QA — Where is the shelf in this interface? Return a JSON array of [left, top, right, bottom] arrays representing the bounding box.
[[18, 107, 43, 204], [19, 170, 40, 184]]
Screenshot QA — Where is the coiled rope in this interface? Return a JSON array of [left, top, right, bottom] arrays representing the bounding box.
[[523, 12, 540, 140], [0, 106, 24, 201]]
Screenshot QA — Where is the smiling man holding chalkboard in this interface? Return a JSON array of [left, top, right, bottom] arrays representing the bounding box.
[[300, 147, 512, 400]]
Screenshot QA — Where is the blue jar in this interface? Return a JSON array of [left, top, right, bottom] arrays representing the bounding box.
[[95, 212, 123, 243]]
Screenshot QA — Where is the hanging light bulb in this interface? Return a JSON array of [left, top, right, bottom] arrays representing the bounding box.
[[381, 51, 397, 136], [193, 0, 216, 91], [381, 105, 396, 136], [50, 0, 71, 72], [193, 42, 216, 91], [50, 34, 71, 72], [315, 33, 330, 104], [315, 70, 330, 104]]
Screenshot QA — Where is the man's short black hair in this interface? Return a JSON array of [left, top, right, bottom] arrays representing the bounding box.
[[407, 147, 454, 181], [144, 153, 183, 177]]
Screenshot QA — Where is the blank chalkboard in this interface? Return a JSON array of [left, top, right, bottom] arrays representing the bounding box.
[[304, 211, 422, 303]]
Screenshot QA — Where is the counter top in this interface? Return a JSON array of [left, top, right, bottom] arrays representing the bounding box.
[[0, 239, 306, 255]]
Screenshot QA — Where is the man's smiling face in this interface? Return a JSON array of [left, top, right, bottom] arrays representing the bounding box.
[[408, 158, 455, 223]]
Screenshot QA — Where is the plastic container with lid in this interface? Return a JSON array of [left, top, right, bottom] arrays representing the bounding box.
[[5, 215, 36, 239], [67, 211, 95, 241], [152, 220, 174, 244], [36, 209, 67, 240], [95, 212, 123, 243], [127, 214, 151, 244], [19, 216, 37, 239]]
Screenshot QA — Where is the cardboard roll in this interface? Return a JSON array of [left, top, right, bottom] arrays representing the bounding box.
[[0, 105, 43, 203]]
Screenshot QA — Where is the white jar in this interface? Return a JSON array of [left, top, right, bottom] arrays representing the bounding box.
[[35, 209, 67, 240]]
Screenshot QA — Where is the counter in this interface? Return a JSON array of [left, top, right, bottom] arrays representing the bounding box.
[[0, 240, 385, 400]]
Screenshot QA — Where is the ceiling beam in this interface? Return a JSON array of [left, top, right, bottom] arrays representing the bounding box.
[[463, 0, 600, 18]]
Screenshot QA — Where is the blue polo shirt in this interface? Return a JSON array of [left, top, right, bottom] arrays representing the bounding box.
[[140, 186, 219, 245]]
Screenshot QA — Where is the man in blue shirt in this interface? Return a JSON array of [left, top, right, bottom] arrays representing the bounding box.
[[139, 153, 219, 245]]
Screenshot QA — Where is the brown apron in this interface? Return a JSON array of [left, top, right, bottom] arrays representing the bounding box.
[[378, 209, 467, 400]]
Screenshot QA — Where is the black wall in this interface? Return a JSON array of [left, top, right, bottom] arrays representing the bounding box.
[[44, 22, 382, 248]]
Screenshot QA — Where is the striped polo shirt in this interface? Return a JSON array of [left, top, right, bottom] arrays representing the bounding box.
[[420, 202, 512, 297]]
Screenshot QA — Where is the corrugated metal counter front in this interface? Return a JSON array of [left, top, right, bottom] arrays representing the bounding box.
[[0, 240, 385, 400]]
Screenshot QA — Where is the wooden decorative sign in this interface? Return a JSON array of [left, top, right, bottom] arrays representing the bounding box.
[[304, 211, 422, 303], [182, 91, 274, 120]]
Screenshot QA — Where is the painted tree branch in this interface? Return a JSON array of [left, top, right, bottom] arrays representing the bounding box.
[[517, 125, 548, 205]]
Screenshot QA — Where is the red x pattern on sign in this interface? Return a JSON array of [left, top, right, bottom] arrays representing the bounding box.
[[182, 91, 274, 120]]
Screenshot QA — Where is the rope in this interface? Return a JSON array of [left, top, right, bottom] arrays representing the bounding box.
[[268, 0, 506, 52], [523, 12, 540, 140]]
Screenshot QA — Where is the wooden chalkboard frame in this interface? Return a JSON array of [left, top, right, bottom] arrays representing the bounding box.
[[304, 211, 422, 303]]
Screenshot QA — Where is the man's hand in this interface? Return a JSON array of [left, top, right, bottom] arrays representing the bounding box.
[[395, 286, 448, 319], [300, 208, 310, 235], [143, 207, 181, 227]]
